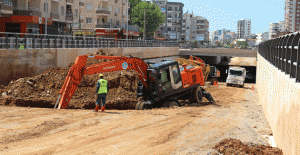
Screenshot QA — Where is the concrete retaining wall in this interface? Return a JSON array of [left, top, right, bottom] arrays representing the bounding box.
[[0, 47, 178, 85], [180, 48, 257, 57], [257, 53, 300, 155]]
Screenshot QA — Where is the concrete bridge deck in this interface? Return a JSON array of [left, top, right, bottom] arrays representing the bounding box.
[[179, 48, 257, 58]]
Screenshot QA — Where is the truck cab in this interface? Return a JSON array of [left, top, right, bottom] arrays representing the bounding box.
[[226, 66, 246, 88]]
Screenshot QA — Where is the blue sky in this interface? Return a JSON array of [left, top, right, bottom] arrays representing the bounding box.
[[168, 0, 285, 35]]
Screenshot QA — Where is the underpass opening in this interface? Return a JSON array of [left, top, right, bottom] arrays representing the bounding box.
[[187, 55, 257, 84], [216, 65, 256, 83]]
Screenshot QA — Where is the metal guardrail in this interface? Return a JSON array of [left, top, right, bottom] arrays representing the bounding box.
[[258, 32, 300, 82], [0, 32, 179, 49]]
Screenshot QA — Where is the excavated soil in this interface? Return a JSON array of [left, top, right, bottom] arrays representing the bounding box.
[[212, 138, 283, 155], [0, 50, 139, 109]]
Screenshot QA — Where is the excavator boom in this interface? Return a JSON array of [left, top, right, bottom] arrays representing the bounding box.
[[56, 55, 148, 109]]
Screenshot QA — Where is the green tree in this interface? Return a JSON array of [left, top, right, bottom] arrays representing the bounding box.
[[130, 1, 165, 37], [128, 0, 142, 25]]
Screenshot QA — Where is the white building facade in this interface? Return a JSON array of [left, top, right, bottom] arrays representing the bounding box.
[[237, 19, 251, 39]]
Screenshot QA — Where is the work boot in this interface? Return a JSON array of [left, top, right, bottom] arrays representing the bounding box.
[[101, 105, 105, 112], [94, 105, 99, 112]]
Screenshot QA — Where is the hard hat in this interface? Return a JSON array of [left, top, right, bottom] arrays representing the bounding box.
[[99, 74, 103, 77]]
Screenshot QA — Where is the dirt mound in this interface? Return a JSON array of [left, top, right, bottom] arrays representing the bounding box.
[[212, 138, 283, 155], [1, 49, 140, 109]]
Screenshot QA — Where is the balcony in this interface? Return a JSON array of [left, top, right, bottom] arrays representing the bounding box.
[[197, 22, 205, 25], [0, 2, 13, 14], [96, 23, 110, 28], [167, 23, 172, 26], [50, 12, 59, 20], [66, 0, 73, 4], [13, 8, 42, 17], [114, 12, 117, 16], [65, 14, 73, 22], [96, 8, 110, 15]]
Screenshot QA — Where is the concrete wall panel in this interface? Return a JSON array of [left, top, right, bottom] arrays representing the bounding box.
[[0, 49, 57, 85], [0, 47, 179, 85], [257, 53, 300, 155]]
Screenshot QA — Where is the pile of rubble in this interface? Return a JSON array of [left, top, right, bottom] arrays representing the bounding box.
[[0, 50, 140, 109], [211, 138, 283, 155]]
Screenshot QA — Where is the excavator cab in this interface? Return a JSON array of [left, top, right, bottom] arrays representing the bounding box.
[[145, 61, 183, 100]]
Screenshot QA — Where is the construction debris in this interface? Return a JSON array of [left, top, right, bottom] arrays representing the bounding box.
[[0, 50, 140, 109], [212, 138, 283, 155]]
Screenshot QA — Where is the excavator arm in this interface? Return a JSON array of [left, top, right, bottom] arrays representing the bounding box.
[[56, 55, 148, 109]]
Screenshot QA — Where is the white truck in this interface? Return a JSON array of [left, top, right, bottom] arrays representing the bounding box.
[[226, 66, 246, 88]]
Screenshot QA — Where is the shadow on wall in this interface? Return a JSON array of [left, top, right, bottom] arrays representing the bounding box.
[[0, 62, 36, 85]]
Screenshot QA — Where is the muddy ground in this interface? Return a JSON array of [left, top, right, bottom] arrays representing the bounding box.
[[0, 83, 283, 155]]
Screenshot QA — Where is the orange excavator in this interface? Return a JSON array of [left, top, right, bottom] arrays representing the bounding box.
[[54, 55, 215, 110]]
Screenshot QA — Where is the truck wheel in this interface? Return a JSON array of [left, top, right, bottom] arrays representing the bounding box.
[[162, 101, 179, 108], [191, 86, 203, 104], [239, 83, 244, 88]]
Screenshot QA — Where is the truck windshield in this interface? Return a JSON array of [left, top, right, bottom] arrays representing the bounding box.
[[229, 70, 243, 76]]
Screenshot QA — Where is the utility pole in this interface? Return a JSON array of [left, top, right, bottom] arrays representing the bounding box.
[[45, 1, 48, 36], [144, 8, 146, 40], [126, 0, 128, 41]]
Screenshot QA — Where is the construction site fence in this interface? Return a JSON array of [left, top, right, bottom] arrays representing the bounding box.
[[0, 32, 179, 49], [258, 31, 300, 82]]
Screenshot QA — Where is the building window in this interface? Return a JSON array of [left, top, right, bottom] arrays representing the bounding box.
[[79, 2, 84, 6], [109, 6, 113, 11], [86, 18, 92, 24], [168, 7, 172, 11], [168, 28, 171, 31], [175, 14, 177, 18], [168, 20, 171, 23], [86, 4, 93, 10], [115, 0, 118, 3], [75, 9, 78, 17], [61, 6, 64, 15], [175, 7, 177, 11]]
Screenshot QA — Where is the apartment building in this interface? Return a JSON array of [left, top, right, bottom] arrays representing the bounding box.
[[180, 13, 209, 42], [284, 0, 300, 32], [76, 0, 129, 35], [256, 32, 269, 44], [269, 22, 281, 39], [151, 0, 183, 40], [0, 0, 13, 16], [237, 19, 251, 39], [0, 0, 131, 37]]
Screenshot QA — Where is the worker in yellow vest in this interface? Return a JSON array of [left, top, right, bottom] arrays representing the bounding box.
[[94, 74, 109, 112], [19, 40, 24, 49]]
